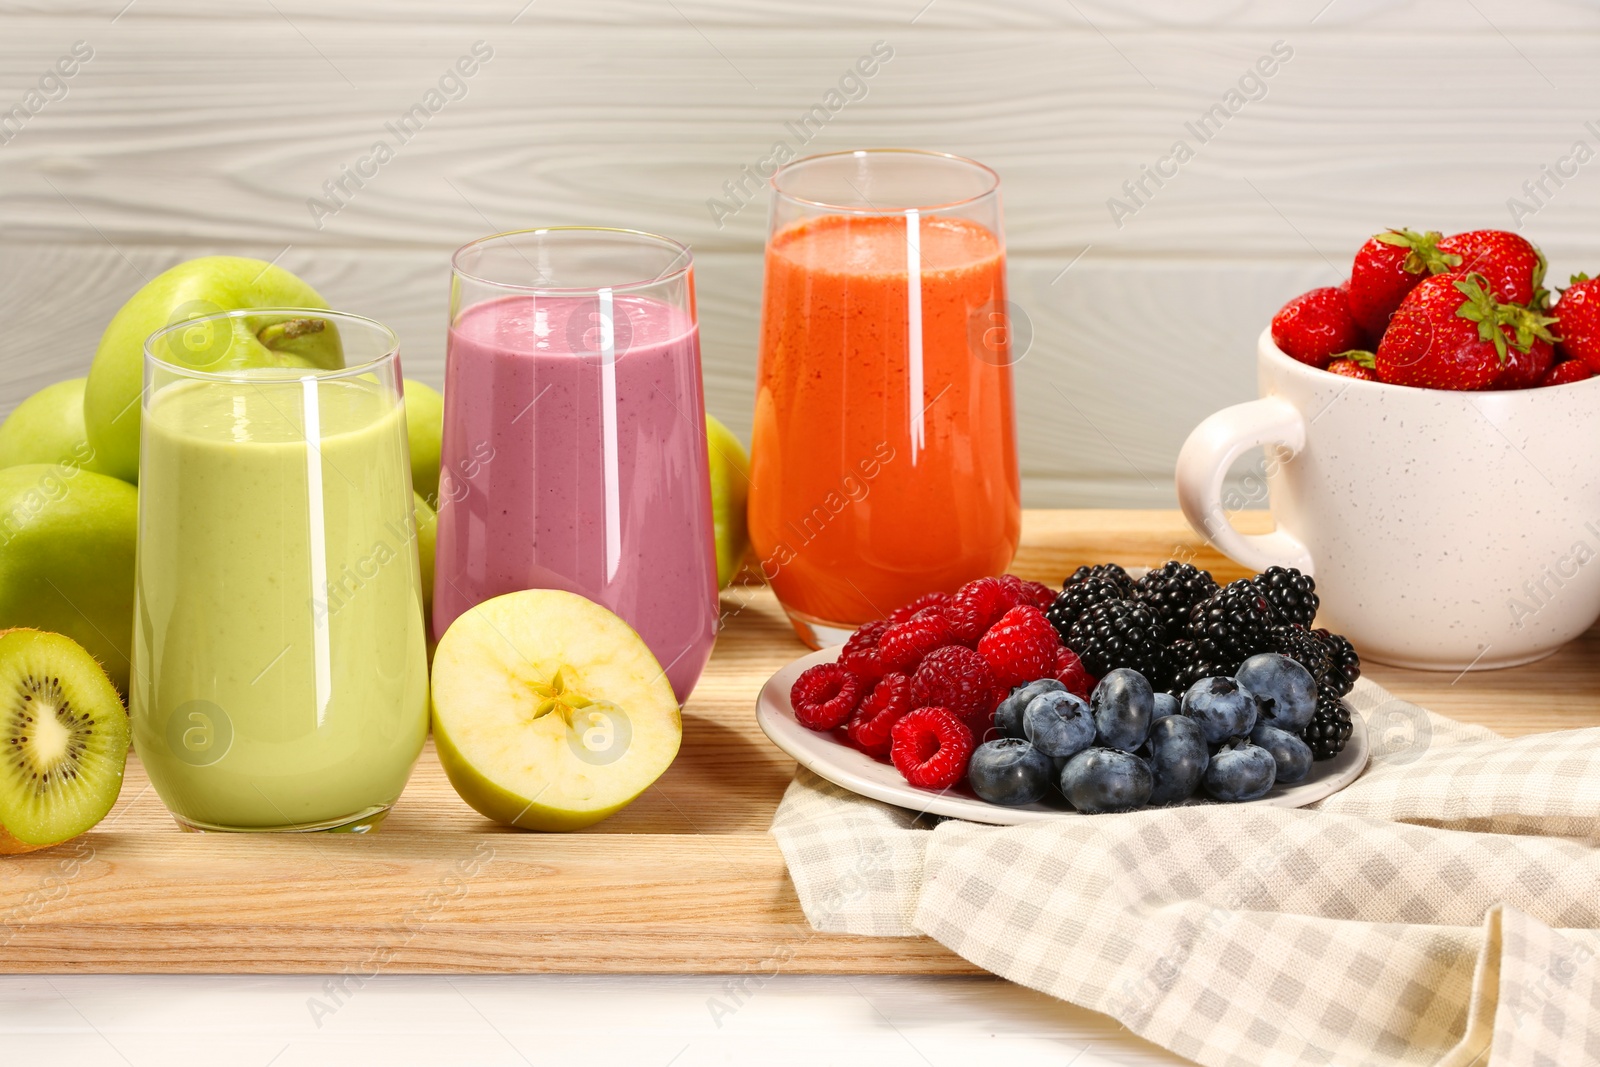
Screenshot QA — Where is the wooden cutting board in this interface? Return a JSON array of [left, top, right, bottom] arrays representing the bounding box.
[[3, 510, 1596, 974]]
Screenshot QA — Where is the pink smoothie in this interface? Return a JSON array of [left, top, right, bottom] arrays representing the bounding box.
[[433, 293, 719, 702]]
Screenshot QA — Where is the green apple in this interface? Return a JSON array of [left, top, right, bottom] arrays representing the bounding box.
[[404, 381, 444, 508], [431, 588, 682, 831], [0, 379, 104, 473], [84, 256, 340, 483], [705, 415, 751, 588], [0, 465, 137, 692], [412, 491, 437, 629]]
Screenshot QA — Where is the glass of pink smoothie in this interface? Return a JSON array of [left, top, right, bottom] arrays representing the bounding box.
[[435, 228, 719, 703]]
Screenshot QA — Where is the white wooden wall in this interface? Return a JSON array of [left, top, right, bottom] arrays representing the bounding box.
[[5, 0, 1600, 506]]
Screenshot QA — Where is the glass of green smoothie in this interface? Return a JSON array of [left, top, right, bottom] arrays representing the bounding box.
[[130, 309, 429, 833]]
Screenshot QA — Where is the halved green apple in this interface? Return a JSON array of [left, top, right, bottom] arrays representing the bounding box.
[[430, 589, 682, 831]]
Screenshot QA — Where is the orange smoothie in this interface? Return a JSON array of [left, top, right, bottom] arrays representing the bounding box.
[[750, 213, 1021, 631]]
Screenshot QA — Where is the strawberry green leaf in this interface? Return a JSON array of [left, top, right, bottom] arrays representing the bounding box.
[[1453, 273, 1510, 362], [1501, 305, 1561, 352], [1376, 228, 1458, 274], [1331, 349, 1377, 368]]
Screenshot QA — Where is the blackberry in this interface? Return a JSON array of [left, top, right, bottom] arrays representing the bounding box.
[[1185, 579, 1280, 663], [1066, 599, 1163, 679], [1159, 639, 1232, 697], [1314, 629, 1361, 697], [1133, 561, 1219, 640], [1251, 566, 1319, 628], [1270, 624, 1331, 681], [1064, 563, 1135, 597], [1046, 577, 1125, 643], [1302, 690, 1354, 760]]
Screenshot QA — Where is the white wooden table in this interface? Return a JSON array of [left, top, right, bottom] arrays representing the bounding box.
[[0, 974, 1184, 1066]]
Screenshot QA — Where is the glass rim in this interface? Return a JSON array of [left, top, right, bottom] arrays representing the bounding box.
[[142, 307, 399, 384], [450, 225, 694, 295], [770, 148, 1001, 214]]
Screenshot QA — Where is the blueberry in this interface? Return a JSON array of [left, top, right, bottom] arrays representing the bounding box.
[[1060, 747, 1153, 813], [1152, 692, 1180, 720], [968, 738, 1055, 806], [1249, 722, 1314, 785], [1203, 739, 1278, 802], [994, 678, 1067, 739], [1181, 676, 1258, 745], [1145, 715, 1208, 805], [1022, 690, 1096, 759], [1090, 668, 1155, 752], [1235, 653, 1317, 732]]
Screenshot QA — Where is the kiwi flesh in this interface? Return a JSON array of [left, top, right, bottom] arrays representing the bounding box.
[[0, 629, 128, 854]]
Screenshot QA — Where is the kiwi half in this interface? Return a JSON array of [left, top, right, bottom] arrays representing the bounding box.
[[0, 629, 128, 853]]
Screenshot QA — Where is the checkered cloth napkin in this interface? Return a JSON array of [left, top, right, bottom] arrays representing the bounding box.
[[770, 679, 1600, 1066]]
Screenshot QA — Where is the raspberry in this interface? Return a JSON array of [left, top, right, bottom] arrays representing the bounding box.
[[911, 645, 1001, 737], [1052, 646, 1097, 701], [885, 591, 952, 627], [838, 619, 890, 681], [846, 672, 913, 755], [789, 663, 863, 730], [976, 604, 1062, 688], [944, 576, 1021, 644], [878, 613, 955, 673], [890, 707, 974, 790], [1002, 575, 1058, 611]]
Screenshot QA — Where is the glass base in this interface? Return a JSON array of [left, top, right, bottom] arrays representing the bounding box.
[[173, 804, 392, 835], [780, 606, 864, 650]]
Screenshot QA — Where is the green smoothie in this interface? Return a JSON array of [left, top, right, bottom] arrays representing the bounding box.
[[131, 373, 428, 831]]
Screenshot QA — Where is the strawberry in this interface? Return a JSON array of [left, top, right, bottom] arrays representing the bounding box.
[[1555, 273, 1600, 373], [1270, 286, 1362, 368], [1326, 351, 1377, 381], [1492, 336, 1554, 390], [1375, 273, 1557, 391], [1540, 359, 1593, 387], [1347, 228, 1458, 335], [1437, 229, 1546, 306]]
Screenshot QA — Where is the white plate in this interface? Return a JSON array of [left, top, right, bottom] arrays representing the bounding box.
[[756, 647, 1371, 826]]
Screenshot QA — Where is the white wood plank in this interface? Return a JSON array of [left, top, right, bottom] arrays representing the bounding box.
[[0, 241, 1364, 507], [0, 974, 1187, 1067], [13, 238, 1598, 508], [3, 0, 1593, 30], [4, 18, 1600, 257], [8, 1, 1600, 509]]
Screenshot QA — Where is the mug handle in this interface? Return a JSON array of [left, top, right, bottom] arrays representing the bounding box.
[[1175, 396, 1315, 575]]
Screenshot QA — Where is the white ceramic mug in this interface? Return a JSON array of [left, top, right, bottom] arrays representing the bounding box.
[[1176, 328, 1600, 670]]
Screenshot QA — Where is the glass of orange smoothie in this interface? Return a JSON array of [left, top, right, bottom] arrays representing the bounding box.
[[751, 149, 1021, 646]]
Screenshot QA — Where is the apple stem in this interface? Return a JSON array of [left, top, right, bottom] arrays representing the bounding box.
[[257, 317, 326, 349]]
